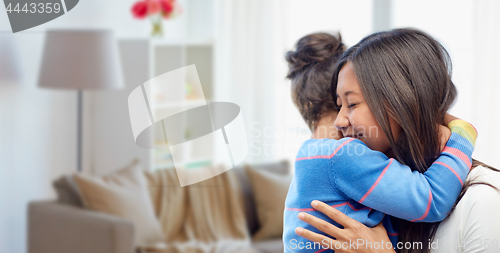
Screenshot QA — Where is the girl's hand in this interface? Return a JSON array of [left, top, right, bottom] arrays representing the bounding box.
[[438, 124, 451, 152], [295, 200, 396, 253], [443, 113, 460, 126]]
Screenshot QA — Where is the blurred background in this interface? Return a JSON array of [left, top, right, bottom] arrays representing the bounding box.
[[1, 0, 500, 252]]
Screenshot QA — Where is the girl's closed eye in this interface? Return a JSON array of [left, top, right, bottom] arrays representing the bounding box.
[[347, 103, 358, 108]]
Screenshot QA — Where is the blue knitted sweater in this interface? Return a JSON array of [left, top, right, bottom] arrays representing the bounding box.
[[283, 120, 477, 252]]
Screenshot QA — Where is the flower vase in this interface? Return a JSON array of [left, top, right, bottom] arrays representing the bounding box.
[[151, 20, 163, 38]]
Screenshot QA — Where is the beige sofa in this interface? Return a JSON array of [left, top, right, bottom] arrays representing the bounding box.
[[28, 161, 290, 253]]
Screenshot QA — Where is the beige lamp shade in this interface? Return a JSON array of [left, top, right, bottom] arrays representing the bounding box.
[[38, 30, 124, 90]]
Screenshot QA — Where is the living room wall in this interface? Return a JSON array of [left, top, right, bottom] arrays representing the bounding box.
[[2, 1, 500, 252], [0, 1, 189, 252]]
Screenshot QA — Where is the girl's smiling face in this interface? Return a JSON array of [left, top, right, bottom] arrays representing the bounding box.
[[334, 62, 401, 155]]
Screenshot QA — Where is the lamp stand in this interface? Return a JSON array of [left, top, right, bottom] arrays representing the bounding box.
[[77, 90, 83, 173]]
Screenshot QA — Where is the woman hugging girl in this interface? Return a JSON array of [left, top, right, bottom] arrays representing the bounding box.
[[283, 29, 478, 253]]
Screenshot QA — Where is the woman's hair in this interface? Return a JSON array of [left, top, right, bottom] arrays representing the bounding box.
[[454, 159, 499, 210], [285, 32, 345, 131], [330, 28, 457, 253]]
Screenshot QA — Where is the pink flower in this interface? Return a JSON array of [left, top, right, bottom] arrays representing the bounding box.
[[131, 1, 148, 19], [132, 0, 181, 20], [160, 0, 174, 18], [146, 0, 161, 15]]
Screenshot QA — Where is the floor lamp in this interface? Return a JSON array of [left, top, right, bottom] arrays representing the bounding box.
[[38, 30, 124, 173]]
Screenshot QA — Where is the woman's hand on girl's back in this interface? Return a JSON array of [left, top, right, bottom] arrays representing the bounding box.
[[296, 200, 396, 253]]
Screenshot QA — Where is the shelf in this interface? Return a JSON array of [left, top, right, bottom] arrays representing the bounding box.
[[185, 159, 212, 169], [151, 39, 214, 47], [154, 162, 175, 170], [148, 35, 215, 172], [116, 37, 214, 47], [152, 99, 207, 110], [154, 157, 213, 170]]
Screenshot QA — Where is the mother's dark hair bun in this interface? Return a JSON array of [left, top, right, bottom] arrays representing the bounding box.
[[286, 32, 344, 79]]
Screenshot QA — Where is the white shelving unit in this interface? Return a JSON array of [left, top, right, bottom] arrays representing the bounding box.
[[91, 0, 216, 173], [142, 0, 216, 171], [149, 41, 214, 170]]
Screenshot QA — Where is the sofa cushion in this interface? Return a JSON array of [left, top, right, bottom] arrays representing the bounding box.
[[53, 175, 84, 207], [252, 239, 285, 253], [233, 160, 290, 236], [72, 160, 165, 250], [245, 162, 292, 241]]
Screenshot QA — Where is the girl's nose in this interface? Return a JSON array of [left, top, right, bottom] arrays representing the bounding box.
[[334, 107, 350, 130]]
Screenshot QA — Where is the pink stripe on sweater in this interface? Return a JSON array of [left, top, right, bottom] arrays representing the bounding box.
[[359, 159, 394, 203], [411, 190, 433, 222], [442, 146, 472, 168], [285, 201, 371, 212], [296, 138, 356, 161], [435, 161, 464, 186]]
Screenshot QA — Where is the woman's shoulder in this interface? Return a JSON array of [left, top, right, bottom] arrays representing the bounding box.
[[440, 165, 500, 224], [467, 165, 500, 189], [459, 166, 500, 208], [433, 165, 500, 253]]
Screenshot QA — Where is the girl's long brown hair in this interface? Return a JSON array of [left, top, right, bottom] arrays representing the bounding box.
[[331, 28, 499, 253]]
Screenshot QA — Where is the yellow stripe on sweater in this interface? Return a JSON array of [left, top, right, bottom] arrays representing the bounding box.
[[448, 120, 477, 147]]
